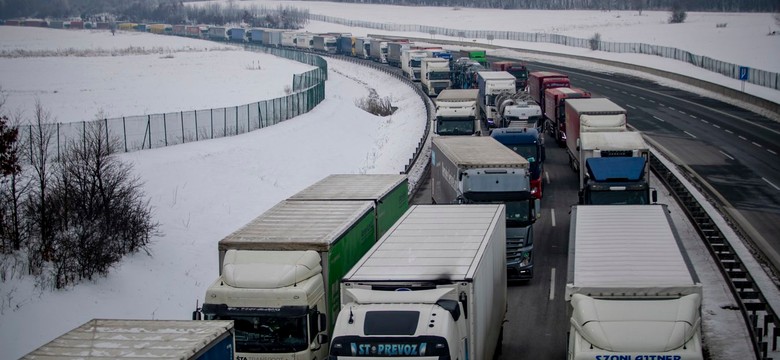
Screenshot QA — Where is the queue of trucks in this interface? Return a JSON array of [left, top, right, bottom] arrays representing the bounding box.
[[21, 26, 711, 359]]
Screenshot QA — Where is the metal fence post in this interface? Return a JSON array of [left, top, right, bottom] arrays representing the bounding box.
[[181, 111, 185, 143], [122, 117, 127, 152], [163, 113, 168, 146]]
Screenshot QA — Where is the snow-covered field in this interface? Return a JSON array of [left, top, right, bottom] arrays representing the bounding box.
[[1, 2, 779, 358]]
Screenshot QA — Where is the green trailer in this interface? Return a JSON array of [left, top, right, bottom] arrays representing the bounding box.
[[288, 174, 409, 238], [459, 48, 488, 66]]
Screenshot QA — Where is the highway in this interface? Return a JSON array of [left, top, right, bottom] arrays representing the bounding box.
[[409, 60, 779, 357]]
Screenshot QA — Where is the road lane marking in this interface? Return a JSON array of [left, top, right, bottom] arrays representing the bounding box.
[[763, 178, 780, 191], [769, 149, 777, 155], [630, 93, 637, 97], [739, 135, 748, 140], [713, 124, 721, 129], [753, 142, 763, 148], [659, 103, 666, 107], [668, 107, 676, 111], [690, 114, 697, 119], [550, 209, 556, 227], [684, 131, 697, 139], [679, 111, 687, 115], [701, 119, 709, 124], [725, 129, 733, 134], [625, 104, 636, 110], [639, 96, 646, 100], [719, 151, 734, 160], [621, 91, 628, 95], [549, 268, 556, 301], [545, 171, 550, 184], [653, 116, 665, 122], [649, 99, 656, 103]]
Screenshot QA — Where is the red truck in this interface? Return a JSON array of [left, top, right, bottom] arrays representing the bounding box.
[[544, 87, 591, 147], [528, 71, 570, 114], [491, 61, 529, 91]]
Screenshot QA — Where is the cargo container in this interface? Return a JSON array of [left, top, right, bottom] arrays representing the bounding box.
[[172, 24, 186, 36], [543, 87, 592, 147], [263, 29, 284, 47], [330, 204, 507, 360], [528, 71, 570, 113], [227, 27, 246, 42], [207, 26, 227, 41], [387, 40, 411, 68], [248, 28, 263, 43], [23, 319, 234, 359], [567, 205, 703, 359]]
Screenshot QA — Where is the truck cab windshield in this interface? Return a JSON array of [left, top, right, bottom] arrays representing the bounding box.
[[205, 313, 308, 353], [505, 200, 533, 226], [429, 71, 451, 80], [437, 118, 475, 135], [506, 143, 538, 163], [587, 190, 649, 205]]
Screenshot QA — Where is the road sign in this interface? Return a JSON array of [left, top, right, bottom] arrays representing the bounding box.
[[739, 66, 749, 81]]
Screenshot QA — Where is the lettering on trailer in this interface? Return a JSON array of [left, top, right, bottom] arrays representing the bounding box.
[[352, 343, 426, 356], [594, 355, 683, 360]]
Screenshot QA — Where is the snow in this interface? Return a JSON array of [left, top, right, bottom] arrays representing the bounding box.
[[1, 3, 779, 359]]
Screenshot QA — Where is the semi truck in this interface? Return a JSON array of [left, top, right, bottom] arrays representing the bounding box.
[[491, 61, 529, 90], [543, 87, 592, 147], [313, 34, 338, 53], [400, 49, 428, 81], [329, 204, 507, 360], [458, 48, 488, 66], [295, 32, 315, 50], [528, 71, 570, 114], [450, 57, 484, 89], [420, 57, 451, 96], [564, 97, 627, 172], [387, 41, 411, 68], [338, 35, 355, 56], [369, 38, 388, 63], [431, 136, 539, 279], [477, 71, 516, 128], [491, 127, 546, 199], [23, 319, 235, 359], [578, 132, 655, 205], [566, 205, 703, 360], [494, 91, 539, 129], [434, 89, 479, 136], [263, 29, 283, 47]]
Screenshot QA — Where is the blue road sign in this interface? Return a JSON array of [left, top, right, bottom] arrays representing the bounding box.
[[739, 66, 749, 81]]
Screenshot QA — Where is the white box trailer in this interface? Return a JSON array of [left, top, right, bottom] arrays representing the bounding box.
[[23, 319, 235, 359], [329, 204, 507, 360], [566, 205, 703, 360]]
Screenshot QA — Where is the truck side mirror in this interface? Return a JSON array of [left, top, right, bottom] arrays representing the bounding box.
[[534, 199, 541, 219], [651, 189, 658, 204], [541, 147, 546, 162], [318, 313, 327, 332]]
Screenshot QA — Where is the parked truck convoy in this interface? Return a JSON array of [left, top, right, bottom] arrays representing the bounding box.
[[199, 175, 408, 360], [491, 127, 546, 199], [578, 131, 655, 205], [329, 204, 507, 360], [434, 89, 479, 135], [477, 71, 517, 128], [387, 41, 410, 68], [566, 204, 703, 359], [528, 71, 571, 114], [420, 57, 452, 96], [431, 136, 539, 279], [369, 38, 388, 63], [544, 87, 592, 147], [24, 319, 235, 359]]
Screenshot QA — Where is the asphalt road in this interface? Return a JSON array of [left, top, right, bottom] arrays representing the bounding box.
[[410, 61, 779, 357]]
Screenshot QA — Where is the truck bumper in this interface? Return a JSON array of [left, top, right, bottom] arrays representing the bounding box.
[[507, 247, 533, 280]]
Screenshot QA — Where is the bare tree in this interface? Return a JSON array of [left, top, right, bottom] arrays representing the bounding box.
[[47, 119, 157, 288], [633, 0, 645, 15], [0, 111, 28, 254], [25, 100, 57, 275]]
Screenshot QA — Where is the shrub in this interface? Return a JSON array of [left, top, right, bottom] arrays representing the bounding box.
[[669, 3, 687, 23], [355, 89, 394, 116], [589, 33, 601, 50]]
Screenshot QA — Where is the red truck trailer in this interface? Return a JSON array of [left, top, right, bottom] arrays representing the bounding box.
[[544, 87, 591, 147], [528, 71, 570, 114]]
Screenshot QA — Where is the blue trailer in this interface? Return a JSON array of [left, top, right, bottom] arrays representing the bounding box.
[[248, 28, 264, 43], [227, 27, 246, 42], [23, 319, 235, 359], [338, 35, 355, 56]]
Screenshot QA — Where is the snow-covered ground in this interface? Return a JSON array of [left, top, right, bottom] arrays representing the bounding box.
[[1, 3, 779, 358]]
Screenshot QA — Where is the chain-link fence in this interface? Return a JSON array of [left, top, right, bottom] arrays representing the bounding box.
[[19, 46, 328, 159], [311, 14, 779, 91]]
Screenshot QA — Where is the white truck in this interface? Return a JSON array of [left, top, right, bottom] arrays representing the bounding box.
[[420, 57, 451, 96], [24, 319, 235, 359], [563, 97, 627, 172], [477, 71, 517, 128], [434, 88, 479, 136], [400, 49, 429, 81], [329, 204, 507, 360], [566, 204, 703, 360], [578, 131, 655, 205], [431, 136, 539, 279]]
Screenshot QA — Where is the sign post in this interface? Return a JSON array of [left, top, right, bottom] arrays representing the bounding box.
[[739, 66, 749, 92]]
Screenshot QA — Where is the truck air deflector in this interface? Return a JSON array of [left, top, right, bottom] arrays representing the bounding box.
[[570, 293, 701, 352], [586, 157, 645, 182]]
